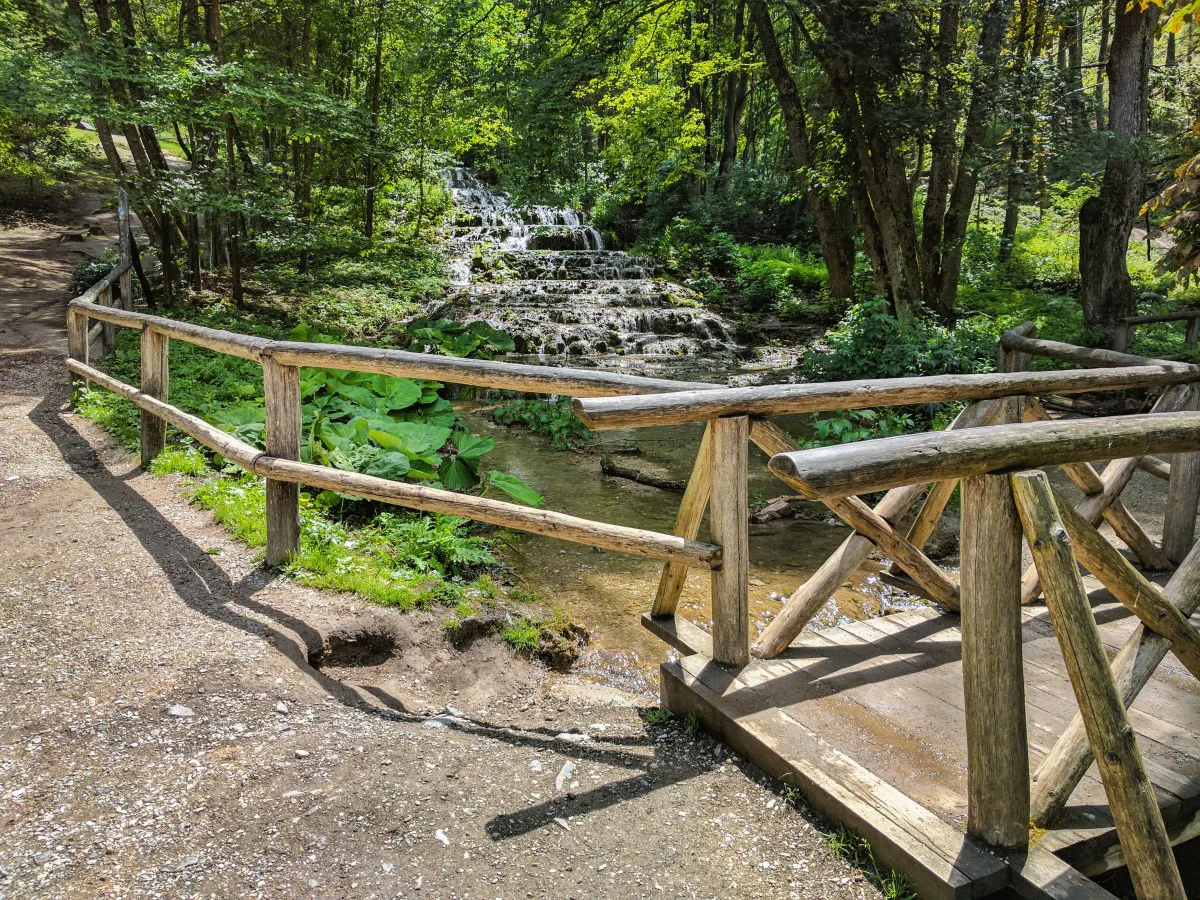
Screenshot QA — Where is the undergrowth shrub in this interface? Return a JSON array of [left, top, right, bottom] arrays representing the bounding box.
[[492, 398, 591, 450], [801, 299, 1000, 382]]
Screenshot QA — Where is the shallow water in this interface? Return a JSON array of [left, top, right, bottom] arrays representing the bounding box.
[[460, 405, 929, 695]]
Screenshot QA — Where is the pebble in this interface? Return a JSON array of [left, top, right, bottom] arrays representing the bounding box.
[[166, 704, 194, 718], [294, 749, 310, 759], [435, 829, 450, 847], [554, 732, 590, 745], [555, 760, 575, 792], [275, 701, 288, 714]]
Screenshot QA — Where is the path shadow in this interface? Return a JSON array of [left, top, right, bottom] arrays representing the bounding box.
[[28, 387, 718, 839]]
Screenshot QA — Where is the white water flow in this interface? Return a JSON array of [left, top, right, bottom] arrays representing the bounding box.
[[440, 168, 740, 360]]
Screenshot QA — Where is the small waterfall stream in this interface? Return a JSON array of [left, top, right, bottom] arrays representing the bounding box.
[[440, 168, 741, 362]]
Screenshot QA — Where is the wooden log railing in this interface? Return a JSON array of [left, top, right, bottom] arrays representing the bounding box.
[[770, 419, 1200, 869], [1115, 308, 1200, 352]]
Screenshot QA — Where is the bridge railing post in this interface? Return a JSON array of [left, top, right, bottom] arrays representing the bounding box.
[[960, 470, 1030, 850], [263, 354, 301, 566], [140, 326, 169, 466], [1164, 384, 1200, 564], [709, 415, 749, 666]]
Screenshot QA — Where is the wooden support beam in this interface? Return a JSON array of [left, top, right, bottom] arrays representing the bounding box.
[[1051, 488, 1200, 680], [750, 401, 1003, 660], [1164, 386, 1200, 564], [961, 472, 1029, 849], [751, 419, 959, 610], [1011, 471, 1186, 900], [139, 327, 168, 467], [709, 416, 750, 666], [1023, 397, 1170, 571], [263, 357, 302, 567], [810, 493, 959, 611], [651, 423, 713, 616], [1138, 455, 1171, 481], [1031, 538, 1200, 825]]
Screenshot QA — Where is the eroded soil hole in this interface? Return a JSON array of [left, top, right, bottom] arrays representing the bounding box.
[[311, 618, 399, 668]]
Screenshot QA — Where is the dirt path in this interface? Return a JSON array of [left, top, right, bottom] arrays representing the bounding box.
[[0, 201, 882, 898]]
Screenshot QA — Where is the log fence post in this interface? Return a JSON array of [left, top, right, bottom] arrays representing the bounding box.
[[1011, 470, 1185, 900], [960, 471, 1029, 849], [263, 355, 302, 566], [709, 415, 749, 666], [1163, 384, 1200, 564], [1188, 315, 1200, 346], [66, 308, 88, 384], [140, 327, 169, 466]]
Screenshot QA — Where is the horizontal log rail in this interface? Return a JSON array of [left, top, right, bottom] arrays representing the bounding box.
[[68, 298, 717, 396], [1115, 310, 1200, 351], [768, 413, 1200, 500], [66, 356, 722, 568], [998, 324, 1194, 371], [572, 365, 1200, 430]]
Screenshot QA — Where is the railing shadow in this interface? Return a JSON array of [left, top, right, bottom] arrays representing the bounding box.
[[29, 387, 720, 840]]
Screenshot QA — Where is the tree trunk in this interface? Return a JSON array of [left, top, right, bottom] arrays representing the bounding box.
[[1095, 0, 1110, 131], [364, 0, 384, 241], [920, 0, 961, 285], [716, 0, 749, 192], [931, 0, 1010, 317], [1079, 0, 1158, 347], [748, 0, 855, 300]]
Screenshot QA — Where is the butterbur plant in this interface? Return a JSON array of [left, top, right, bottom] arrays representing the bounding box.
[[206, 345, 541, 505]]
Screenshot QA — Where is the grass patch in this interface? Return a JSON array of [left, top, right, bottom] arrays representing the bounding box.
[[823, 826, 917, 900], [643, 706, 673, 727], [148, 444, 209, 476], [501, 617, 544, 655]]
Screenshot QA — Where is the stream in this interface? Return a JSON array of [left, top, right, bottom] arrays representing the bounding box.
[[439, 170, 929, 692]]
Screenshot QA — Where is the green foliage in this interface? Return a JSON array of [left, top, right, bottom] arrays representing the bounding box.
[[492, 398, 591, 450], [802, 409, 917, 449], [405, 318, 516, 358], [501, 617, 543, 655], [67, 249, 120, 296], [802, 300, 1000, 382], [643, 707, 673, 727], [822, 827, 917, 900], [148, 445, 209, 476]]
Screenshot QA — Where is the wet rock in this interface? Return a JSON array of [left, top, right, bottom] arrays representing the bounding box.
[[924, 507, 961, 560], [536, 620, 589, 672]]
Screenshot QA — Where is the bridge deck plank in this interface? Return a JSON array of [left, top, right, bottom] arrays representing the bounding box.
[[660, 593, 1199, 898]]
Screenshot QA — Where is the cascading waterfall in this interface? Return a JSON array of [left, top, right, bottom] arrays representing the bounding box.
[[439, 167, 740, 361]]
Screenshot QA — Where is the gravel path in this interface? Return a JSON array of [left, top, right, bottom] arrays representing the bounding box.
[[0, 208, 884, 899]]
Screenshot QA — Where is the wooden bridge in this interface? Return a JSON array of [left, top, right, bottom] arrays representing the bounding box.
[[67, 253, 1200, 898]]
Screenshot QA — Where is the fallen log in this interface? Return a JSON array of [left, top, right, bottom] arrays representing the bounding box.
[[600, 456, 686, 492]]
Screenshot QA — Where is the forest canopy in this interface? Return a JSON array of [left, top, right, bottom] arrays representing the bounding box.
[[2, 0, 1199, 346]]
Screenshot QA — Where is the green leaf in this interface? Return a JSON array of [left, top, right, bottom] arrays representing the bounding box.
[[487, 471, 543, 506], [453, 431, 495, 460], [438, 457, 479, 490], [361, 450, 411, 481], [369, 421, 452, 456], [210, 402, 265, 427]]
